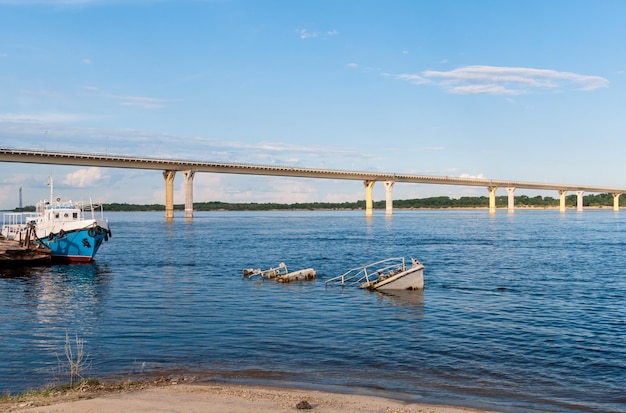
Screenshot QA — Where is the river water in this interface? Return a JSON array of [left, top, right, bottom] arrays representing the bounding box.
[[0, 210, 624, 413]]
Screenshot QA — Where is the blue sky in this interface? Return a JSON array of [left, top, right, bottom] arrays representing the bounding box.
[[1, 0, 624, 210]]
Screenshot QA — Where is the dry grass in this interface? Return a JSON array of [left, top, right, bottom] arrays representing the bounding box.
[[0, 376, 191, 412]]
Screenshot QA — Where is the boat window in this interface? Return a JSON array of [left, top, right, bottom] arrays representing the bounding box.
[[55, 213, 59, 219], [64, 213, 69, 218], [73, 213, 78, 219]]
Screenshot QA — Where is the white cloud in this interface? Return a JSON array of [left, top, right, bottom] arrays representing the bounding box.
[[295, 28, 338, 40], [459, 173, 486, 180], [390, 65, 609, 95], [296, 29, 316, 39], [82, 58, 92, 65], [63, 167, 104, 188]]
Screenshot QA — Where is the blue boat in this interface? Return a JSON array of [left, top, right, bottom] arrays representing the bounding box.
[[1, 178, 111, 262]]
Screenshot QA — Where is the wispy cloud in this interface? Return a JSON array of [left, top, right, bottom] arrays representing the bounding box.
[[0, 112, 99, 123], [0, 0, 151, 4], [295, 28, 338, 40], [0, 121, 374, 167], [384, 73, 430, 85], [389, 65, 609, 95], [19, 88, 65, 99], [79, 85, 167, 109], [347, 63, 381, 74], [116, 95, 168, 109], [182, 138, 371, 165], [0, 0, 99, 4]]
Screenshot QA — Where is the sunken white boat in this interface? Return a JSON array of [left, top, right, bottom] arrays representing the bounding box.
[[325, 257, 424, 290]]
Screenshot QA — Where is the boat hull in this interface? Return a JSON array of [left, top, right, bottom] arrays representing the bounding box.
[[360, 261, 425, 290], [326, 257, 425, 290], [369, 266, 424, 290], [2, 179, 111, 263], [40, 226, 108, 262]]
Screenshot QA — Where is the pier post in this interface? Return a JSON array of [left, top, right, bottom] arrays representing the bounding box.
[[163, 170, 176, 220], [183, 170, 195, 219], [384, 181, 394, 216], [506, 187, 515, 212], [364, 180, 375, 217], [488, 186, 497, 214], [576, 191, 584, 212], [613, 193, 621, 211], [559, 190, 567, 213]]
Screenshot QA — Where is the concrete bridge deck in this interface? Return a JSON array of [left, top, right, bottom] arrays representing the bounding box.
[[1, 147, 624, 217]]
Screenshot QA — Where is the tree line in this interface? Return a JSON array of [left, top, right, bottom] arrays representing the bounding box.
[[96, 193, 625, 212], [13, 193, 624, 212]]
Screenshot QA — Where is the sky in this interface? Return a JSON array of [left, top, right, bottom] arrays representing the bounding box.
[[1, 0, 625, 210]]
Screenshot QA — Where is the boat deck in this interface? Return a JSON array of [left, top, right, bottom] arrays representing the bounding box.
[[0, 238, 51, 266]]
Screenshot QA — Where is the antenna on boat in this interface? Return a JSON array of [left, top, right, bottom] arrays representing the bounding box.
[[47, 176, 53, 202]]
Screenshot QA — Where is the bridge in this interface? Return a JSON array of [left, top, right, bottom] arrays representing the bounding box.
[[1, 147, 624, 218]]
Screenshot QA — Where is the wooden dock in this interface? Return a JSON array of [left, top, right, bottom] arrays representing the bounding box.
[[0, 238, 51, 266]]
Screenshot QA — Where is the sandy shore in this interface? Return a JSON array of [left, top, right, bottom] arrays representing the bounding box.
[[3, 381, 505, 413]]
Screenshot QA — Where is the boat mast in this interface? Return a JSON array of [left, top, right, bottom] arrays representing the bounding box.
[[48, 176, 53, 202]]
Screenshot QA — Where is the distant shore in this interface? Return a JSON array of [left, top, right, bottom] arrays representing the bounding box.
[[9, 192, 620, 213], [6, 205, 616, 214]]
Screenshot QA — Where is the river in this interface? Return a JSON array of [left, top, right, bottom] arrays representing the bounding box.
[[0, 209, 624, 413]]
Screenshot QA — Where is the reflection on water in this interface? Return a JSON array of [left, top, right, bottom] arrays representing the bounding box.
[[375, 289, 425, 316], [0, 262, 114, 391], [0, 266, 51, 280]]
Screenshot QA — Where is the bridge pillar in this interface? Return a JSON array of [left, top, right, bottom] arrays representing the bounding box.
[[613, 193, 621, 211], [506, 187, 515, 211], [576, 191, 584, 212], [559, 190, 567, 213], [163, 170, 176, 219], [488, 186, 497, 214], [384, 181, 394, 216], [364, 180, 375, 217], [183, 170, 195, 219]]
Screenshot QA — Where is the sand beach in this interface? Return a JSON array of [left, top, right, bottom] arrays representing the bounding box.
[[2, 380, 505, 413]]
